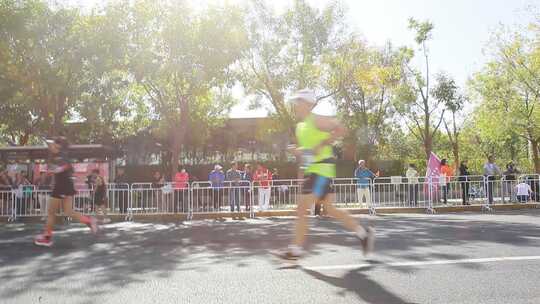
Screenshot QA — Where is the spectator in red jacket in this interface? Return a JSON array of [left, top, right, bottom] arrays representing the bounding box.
[[174, 167, 189, 212], [253, 163, 272, 211], [174, 167, 189, 190]]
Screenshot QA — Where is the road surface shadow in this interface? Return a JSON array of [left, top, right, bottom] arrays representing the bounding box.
[[302, 267, 419, 304], [0, 210, 539, 302]]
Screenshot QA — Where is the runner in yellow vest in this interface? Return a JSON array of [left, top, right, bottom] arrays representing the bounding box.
[[281, 89, 375, 260]]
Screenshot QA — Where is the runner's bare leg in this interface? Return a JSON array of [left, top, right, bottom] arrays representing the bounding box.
[[62, 197, 91, 224], [45, 198, 61, 234]]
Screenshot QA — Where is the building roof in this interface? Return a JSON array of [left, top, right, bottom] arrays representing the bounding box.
[[0, 144, 114, 161]]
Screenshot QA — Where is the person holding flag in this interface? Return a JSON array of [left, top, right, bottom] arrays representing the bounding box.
[[425, 152, 442, 205], [280, 89, 375, 260]]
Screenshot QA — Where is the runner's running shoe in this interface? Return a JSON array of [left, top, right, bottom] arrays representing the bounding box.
[[361, 227, 376, 256], [34, 234, 53, 247], [88, 217, 99, 234]]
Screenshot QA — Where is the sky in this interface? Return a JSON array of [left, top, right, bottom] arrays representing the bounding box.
[[74, 0, 538, 118]]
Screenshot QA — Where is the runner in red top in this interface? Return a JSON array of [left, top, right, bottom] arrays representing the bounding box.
[[253, 164, 272, 211]]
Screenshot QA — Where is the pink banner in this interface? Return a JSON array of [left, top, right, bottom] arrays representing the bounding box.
[[424, 152, 441, 196], [425, 152, 441, 180], [33, 162, 109, 189]]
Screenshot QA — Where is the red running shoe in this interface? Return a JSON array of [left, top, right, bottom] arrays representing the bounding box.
[[34, 234, 53, 247]]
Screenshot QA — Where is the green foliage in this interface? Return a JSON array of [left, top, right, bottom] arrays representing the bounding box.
[[1, 0, 540, 176], [238, 0, 345, 135], [408, 18, 434, 45], [324, 35, 408, 161], [469, 21, 540, 172]]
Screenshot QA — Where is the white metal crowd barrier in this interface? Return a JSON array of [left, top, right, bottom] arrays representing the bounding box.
[[190, 181, 252, 218], [2, 175, 540, 222], [261, 179, 302, 211], [130, 182, 190, 216]]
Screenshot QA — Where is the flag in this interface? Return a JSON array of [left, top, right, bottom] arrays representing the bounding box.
[[424, 152, 441, 196], [426, 152, 441, 180]]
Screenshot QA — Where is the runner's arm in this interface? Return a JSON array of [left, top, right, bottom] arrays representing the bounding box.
[[312, 115, 346, 152]]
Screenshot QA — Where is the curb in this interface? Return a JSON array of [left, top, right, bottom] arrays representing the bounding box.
[[1, 203, 539, 223]]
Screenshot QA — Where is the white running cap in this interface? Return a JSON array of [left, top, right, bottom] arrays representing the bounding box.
[[289, 89, 316, 105]]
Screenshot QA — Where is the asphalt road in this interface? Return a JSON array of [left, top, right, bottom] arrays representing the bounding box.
[[1, 209, 540, 304]]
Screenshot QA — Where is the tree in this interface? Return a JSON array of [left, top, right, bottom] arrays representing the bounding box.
[[470, 27, 540, 172], [123, 0, 247, 176], [238, 0, 344, 137], [325, 36, 407, 162], [433, 72, 467, 168], [396, 18, 446, 160], [70, 4, 143, 145], [0, 0, 87, 142]]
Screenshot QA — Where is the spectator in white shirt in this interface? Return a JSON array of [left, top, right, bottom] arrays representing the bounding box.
[[515, 180, 533, 203], [483, 156, 501, 204], [406, 164, 419, 206]]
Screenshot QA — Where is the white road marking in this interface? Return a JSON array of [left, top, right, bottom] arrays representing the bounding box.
[[305, 256, 540, 271]]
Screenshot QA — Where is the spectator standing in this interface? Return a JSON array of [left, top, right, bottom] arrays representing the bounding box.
[[406, 164, 419, 206], [503, 162, 519, 203], [483, 156, 501, 204], [35, 171, 52, 217], [272, 168, 280, 181], [515, 179, 533, 203], [14, 172, 31, 215], [253, 164, 272, 211], [86, 169, 100, 190], [241, 164, 253, 211], [151, 171, 165, 211], [458, 160, 471, 205], [0, 171, 13, 215], [0, 170, 12, 189], [173, 167, 190, 213], [440, 159, 454, 204], [209, 165, 225, 210], [354, 160, 377, 207], [271, 168, 281, 206], [114, 168, 130, 214], [226, 163, 242, 213], [94, 175, 110, 223]]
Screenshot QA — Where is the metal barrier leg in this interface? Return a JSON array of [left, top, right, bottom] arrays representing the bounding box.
[[482, 178, 493, 213], [249, 185, 254, 219], [8, 193, 16, 222], [368, 184, 376, 216], [187, 188, 193, 221], [125, 187, 133, 221], [426, 179, 436, 214]]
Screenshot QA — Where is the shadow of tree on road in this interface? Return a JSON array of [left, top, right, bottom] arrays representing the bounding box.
[[0, 210, 538, 303]]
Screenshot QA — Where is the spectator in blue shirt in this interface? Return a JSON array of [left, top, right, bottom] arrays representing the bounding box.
[[209, 165, 225, 210], [355, 160, 378, 206]]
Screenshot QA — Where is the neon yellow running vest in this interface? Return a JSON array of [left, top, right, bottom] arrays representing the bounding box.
[[296, 114, 336, 178]]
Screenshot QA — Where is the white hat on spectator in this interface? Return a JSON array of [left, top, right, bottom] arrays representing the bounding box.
[[289, 89, 316, 105], [215, 164, 222, 170]]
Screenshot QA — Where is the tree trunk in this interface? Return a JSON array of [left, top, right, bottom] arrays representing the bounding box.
[[424, 132, 433, 160], [531, 139, 540, 174], [52, 94, 66, 137], [452, 143, 459, 172], [170, 97, 190, 178], [423, 106, 432, 160]]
